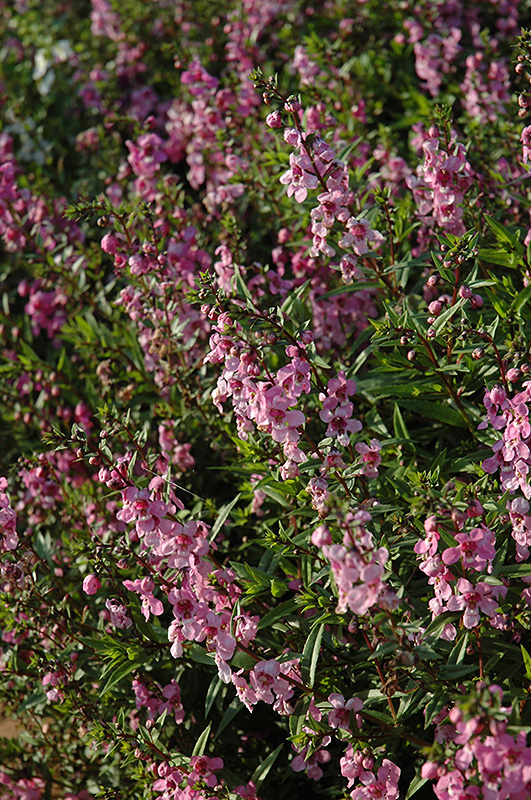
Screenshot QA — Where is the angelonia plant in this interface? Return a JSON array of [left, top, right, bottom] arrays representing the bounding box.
[[2, 1, 531, 798]]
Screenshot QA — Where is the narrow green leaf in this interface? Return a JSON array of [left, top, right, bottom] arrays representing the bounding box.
[[484, 215, 516, 244], [447, 631, 469, 665], [405, 772, 429, 799], [260, 485, 290, 508], [301, 623, 325, 688], [433, 298, 464, 333], [498, 563, 531, 577], [393, 404, 409, 441], [186, 644, 216, 665], [99, 651, 150, 697], [205, 675, 223, 718], [257, 599, 299, 630], [216, 700, 242, 737], [521, 645, 531, 680], [233, 264, 254, 307], [270, 579, 288, 598], [514, 283, 531, 314], [398, 398, 468, 429], [192, 722, 212, 757], [477, 249, 517, 267], [250, 744, 283, 790], [210, 493, 241, 542]]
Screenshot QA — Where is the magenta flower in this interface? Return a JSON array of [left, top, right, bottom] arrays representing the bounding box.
[[447, 578, 504, 628], [350, 759, 401, 800], [82, 573, 101, 595], [188, 755, 224, 788], [442, 526, 496, 572], [0, 478, 18, 553], [319, 402, 362, 446], [327, 693, 363, 731], [279, 152, 319, 203], [105, 598, 133, 630], [122, 576, 164, 621]]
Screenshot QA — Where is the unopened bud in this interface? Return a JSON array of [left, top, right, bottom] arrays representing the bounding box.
[[266, 110, 282, 128], [284, 96, 301, 113], [428, 300, 444, 316], [507, 367, 521, 382]]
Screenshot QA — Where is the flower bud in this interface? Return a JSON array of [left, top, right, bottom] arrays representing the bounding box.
[[266, 110, 282, 128], [82, 574, 101, 595], [284, 96, 301, 113], [428, 300, 444, 316]]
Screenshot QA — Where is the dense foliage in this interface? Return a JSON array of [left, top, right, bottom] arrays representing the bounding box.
[[2, 1, 531, 798]]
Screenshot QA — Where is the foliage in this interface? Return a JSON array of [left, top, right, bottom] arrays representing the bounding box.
[[1, 1, 531, 799]]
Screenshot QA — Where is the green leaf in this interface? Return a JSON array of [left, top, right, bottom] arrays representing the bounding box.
[[216, 700, 242, 737], [205, 675, 224, 718], [280, 279, 310, 316], [186, 644, 216, 665], [440, 663, 478, 679], [514, 283, 531, 314], [99, 651, 150, 697], [270, 579, 288, 598], [250, 744, 283, 790], [433, 298, 465, 333], [447, 631, 469, 665], [484, 215, 517, 245], [260, 485, 290, 508], [398, 398, 468, 428], [257, 599, 299, 631], [192, 722, 212, 757], [393, 404, 410, 441], [301, 623, 325, 688], [477, 249, 518, 267], [521, 645, 531, 680], [233, 264, 255, 307], [405, 772, 429, 799], [210, 493, 241, 542], [497, 563, 531, 577]]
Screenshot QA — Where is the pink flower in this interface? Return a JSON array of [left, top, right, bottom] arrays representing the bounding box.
[[188, 755, 224, 788], [312, 524, 332, 547], [279, 152, 319, 203], [447, 578, 505, 628], [355, 439, 382, 479], [522, 125, 531, 164], [350, 759, 401, 800], [327, 693, 363, 731], [105, 598, 133, 630], [441, 526, 496, 572], [339, 217, 384, 255], [291, 744, 331, 780], [319, 402, 362, 446], [266, 111, 282, 128], [122, 576, 164, 620], [82, 573, 101, 595], [0, 478, 18, 552]]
